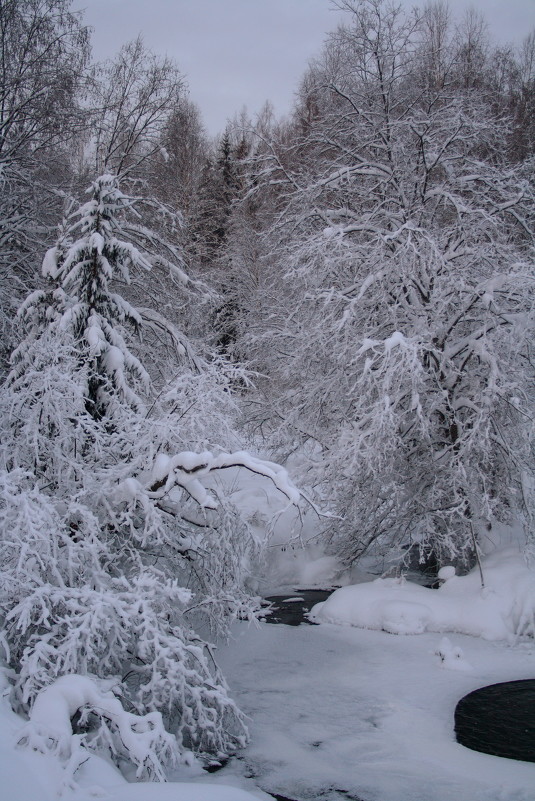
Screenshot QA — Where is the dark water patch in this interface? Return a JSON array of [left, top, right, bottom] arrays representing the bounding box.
[[455, 679, 535, 762], [203, 756, 230, 773], [262, 590, 333, 626], [269, 792, 364, 801], [269, 795, 300, 801]]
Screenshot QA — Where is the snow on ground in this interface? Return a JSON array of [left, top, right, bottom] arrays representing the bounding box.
[[3, 593, 535, 801], [3, 613, 535, 801], [309, 549, 535, 640], [0, 672, 271, 801], [216, 619, 535, 801], [211, 546, 535, 800], [2, 530, 534, 800]]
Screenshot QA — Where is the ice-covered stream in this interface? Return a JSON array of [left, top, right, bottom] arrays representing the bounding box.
[[215, 616, 535, 801]]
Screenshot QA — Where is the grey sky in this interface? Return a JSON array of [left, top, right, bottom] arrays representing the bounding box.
[[78, 0, 535, 137]]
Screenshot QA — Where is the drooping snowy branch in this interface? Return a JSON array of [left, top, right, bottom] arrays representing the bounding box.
[[147, 450, 300, 508], [19, 675, 179, 781]]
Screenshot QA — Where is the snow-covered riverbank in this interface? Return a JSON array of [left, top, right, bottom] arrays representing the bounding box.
[[215, 619, 535, 801], [1, 606, 534, 800]]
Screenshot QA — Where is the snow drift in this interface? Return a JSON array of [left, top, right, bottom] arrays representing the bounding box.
[[310, 548, 535, 641]]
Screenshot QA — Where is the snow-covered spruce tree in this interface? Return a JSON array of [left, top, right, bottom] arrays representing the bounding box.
[[243, 0, 535, 570], [0, 174, 299, 777]]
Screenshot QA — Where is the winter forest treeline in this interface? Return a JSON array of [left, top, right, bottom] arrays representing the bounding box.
[[0, 0, 534, 779]]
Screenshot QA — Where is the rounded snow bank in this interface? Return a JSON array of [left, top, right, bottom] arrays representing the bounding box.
[[309, 548, 535, 641]]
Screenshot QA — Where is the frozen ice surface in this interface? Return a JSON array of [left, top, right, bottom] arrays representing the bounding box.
[[216, 618, 535, 801]]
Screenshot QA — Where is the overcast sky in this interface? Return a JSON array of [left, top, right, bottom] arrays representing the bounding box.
[[77, 0, 535, 138]]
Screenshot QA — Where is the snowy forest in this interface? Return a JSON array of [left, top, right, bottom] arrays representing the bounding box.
[[0, 1, 534, 799]]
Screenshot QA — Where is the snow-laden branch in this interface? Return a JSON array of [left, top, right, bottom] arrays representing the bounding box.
[[147, 450, 301, 508], [19, 675, 178, 781], [137, 307, 204, 369]]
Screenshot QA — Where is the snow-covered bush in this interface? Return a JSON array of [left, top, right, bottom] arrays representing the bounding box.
[[18, 675, 178, 781], [0, 175, 299, 778]]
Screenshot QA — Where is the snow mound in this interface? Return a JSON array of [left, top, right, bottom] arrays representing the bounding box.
[[310, 548, 535, 641], [435, 637, 473, 671]]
